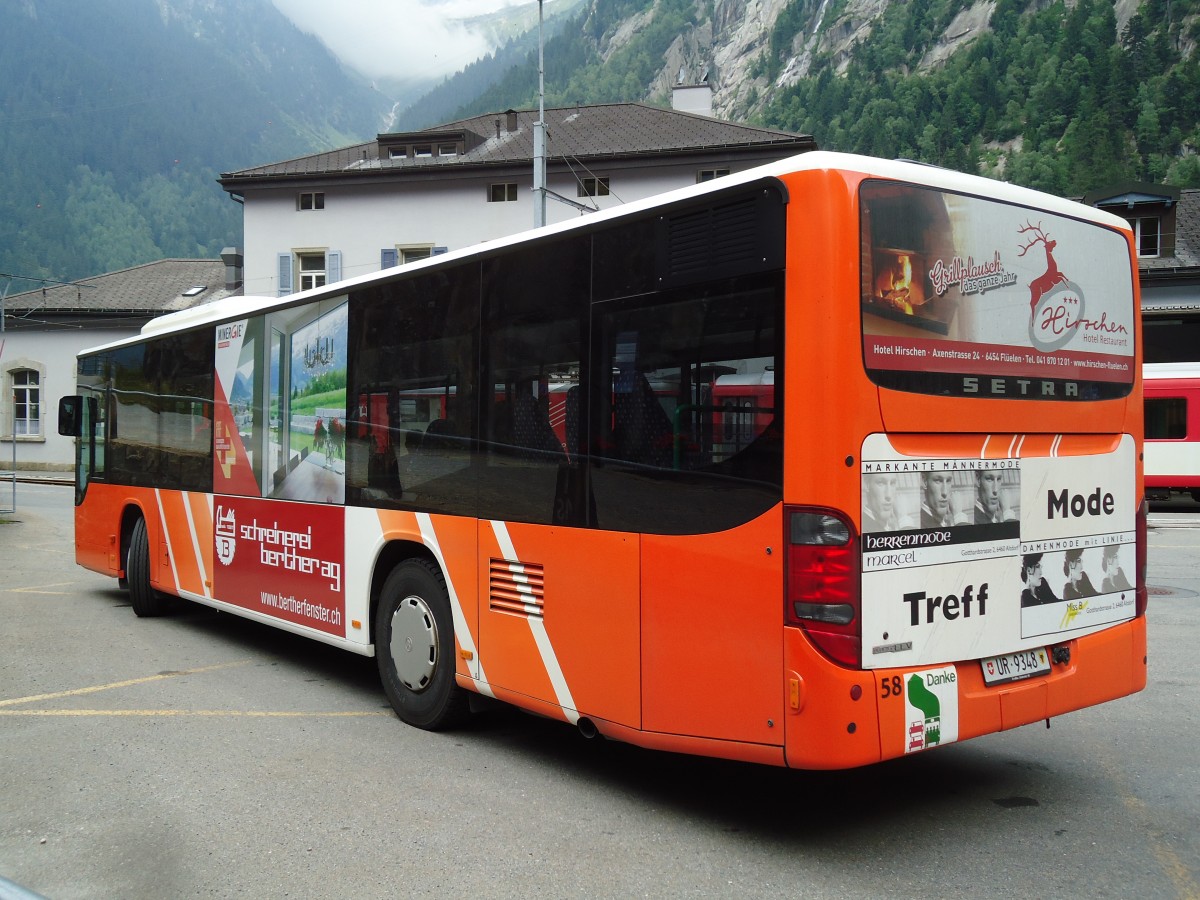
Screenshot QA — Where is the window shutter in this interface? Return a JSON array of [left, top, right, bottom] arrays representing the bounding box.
[[381, 248, 398, 269], [432, 246, 448, 256], [327, 250, 342, 284], [277, 253, 293, 297]]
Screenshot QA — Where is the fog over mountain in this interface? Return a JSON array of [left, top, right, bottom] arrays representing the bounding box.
[[0, 0, 392, 284]]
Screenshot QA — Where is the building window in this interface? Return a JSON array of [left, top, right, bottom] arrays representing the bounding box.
[[1130, 216, 1160, 258], [298, 192, 325, 211], [389, 147, 406, 159], [414, 145, 433, 158], [7, 367, 41, 437], [298, 252, 326, 291], [279, 250, 340, 296], [579, 177, 610, 198], [438, 144, 458, 156], [401, 247, 432, 264], [697, 168, 730, 183], [489, 183, 518, 202]]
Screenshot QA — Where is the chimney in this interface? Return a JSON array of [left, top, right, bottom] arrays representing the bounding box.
[[220, 247, 244, 292], [671, 82, 714, 117], [506, 109, 519, 133]]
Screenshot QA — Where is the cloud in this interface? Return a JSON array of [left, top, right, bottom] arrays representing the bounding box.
[[271, 0, 514, 83]]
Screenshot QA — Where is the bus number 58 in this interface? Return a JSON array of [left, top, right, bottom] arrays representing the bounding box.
[[880, 675, 904, 699]]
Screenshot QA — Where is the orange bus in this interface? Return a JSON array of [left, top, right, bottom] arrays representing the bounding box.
[[58, 152, 1146, 769]]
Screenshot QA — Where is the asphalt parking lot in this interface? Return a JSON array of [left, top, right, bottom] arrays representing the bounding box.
[[1, 483, 1197, 899]]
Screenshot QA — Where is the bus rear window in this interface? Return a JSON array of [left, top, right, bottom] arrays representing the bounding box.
[[860, 181, 1135, 401]]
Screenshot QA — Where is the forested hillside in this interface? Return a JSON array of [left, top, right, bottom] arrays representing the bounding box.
[[0, 0, 390, 284], [4, 0, 1196, 286], [761, 0, 1200, 194], [435, 0, 1200, 194]]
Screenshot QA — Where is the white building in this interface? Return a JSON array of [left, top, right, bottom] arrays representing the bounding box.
[[219, 97, 816, 298], [1, 256, 241, 471]]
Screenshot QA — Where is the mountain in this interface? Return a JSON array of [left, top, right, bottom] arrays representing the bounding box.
[[755, 0, 1200, 193], [421, 0, 1200, 194], [390, 0, 586, 130], [0, 0, 393, 284], [3, 0, 1196, 288]]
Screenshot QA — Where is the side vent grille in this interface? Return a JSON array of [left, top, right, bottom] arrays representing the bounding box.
[[665, 196, 759, 280], [489, 558, 545, 617], [656, 181, 787, 289]]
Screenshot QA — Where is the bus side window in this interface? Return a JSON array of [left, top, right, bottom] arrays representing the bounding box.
[[509, 389, 565, 461], [347, 265, 479, 513], [589, 281, 783, 534], [479, 236, 588, 526], [612, 372, 673, 468]]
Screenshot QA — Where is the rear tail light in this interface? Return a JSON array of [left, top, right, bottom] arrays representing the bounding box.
[[786, 506, 861, 667], [1135, 496, 1148, 617]]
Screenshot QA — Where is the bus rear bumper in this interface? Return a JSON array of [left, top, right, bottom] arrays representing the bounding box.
[[782, 616, 1147, 770]]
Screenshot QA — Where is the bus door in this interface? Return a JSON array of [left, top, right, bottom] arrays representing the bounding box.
[[478, 518, 641, 730], [592, 288, 785, 747], [475, 243, 642, 730]]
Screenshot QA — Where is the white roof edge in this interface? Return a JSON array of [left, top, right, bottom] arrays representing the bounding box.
[[78, 151, 1131, 356], [782, 152, 1130, 231], [141, 295, 279, 336], [1143, 362, 1200, 378]]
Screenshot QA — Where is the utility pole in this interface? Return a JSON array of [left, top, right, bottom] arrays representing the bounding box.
[[533, 0, 547, 228], [1, 276, 12, 334]]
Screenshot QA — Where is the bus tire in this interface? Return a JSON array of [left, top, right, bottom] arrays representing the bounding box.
[[375, 559, 468, 731], [127, 517, 170, 617]]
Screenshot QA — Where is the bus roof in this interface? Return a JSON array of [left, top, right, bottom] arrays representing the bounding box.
[[78, 151, 1133, 358]]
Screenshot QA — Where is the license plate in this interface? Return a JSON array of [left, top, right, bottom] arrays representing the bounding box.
[[981, 647, 1050, 685]]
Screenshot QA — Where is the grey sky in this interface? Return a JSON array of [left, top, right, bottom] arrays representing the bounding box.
[[270, 0, 514, 82]]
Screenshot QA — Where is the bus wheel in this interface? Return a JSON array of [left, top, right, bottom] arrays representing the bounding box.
[[375, 559, 468, 730], [127, 517, 170, 617]]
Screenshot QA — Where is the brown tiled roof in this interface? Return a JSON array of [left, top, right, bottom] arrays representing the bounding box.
[[220, 103, 816, 184], [3, 259, 233, 319]]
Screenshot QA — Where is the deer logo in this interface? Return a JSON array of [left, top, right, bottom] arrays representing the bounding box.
[[1018, 221, 1069, 324]]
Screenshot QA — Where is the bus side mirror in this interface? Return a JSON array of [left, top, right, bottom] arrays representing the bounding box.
[[58, 396, 83, 436]]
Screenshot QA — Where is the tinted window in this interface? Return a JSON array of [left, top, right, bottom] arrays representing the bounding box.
[[589, 276, 783, 534], [347, 186, 786, 535], [1146, 397, 1187, 439], [347, 266, 480, 515], [105, 331, 213, 491], [478, 238, 589, 526]]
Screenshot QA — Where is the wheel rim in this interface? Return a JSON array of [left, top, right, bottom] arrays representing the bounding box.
[[389, 595, 438, 692]]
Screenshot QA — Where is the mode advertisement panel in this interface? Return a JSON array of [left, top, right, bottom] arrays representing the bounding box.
[[212, 495, 346, 637], [860, 434, 1136, 669], [860, 182, 1135, 392]]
